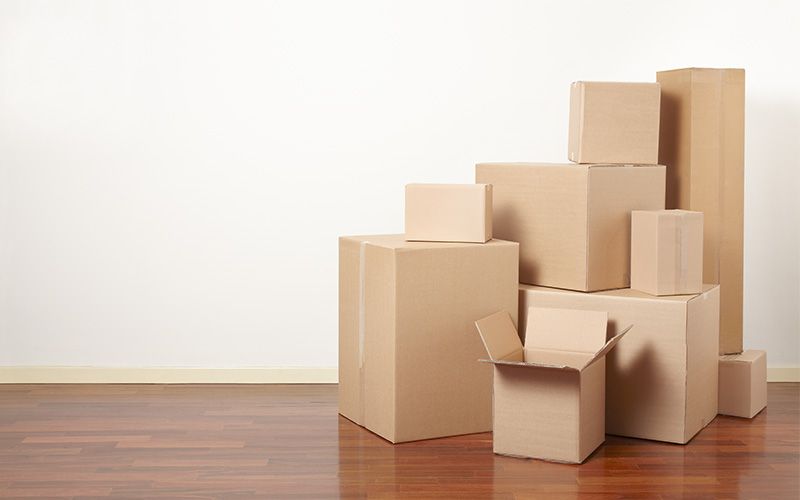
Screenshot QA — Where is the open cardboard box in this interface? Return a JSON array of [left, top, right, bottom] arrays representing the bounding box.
[[475, 307, 632, 464]]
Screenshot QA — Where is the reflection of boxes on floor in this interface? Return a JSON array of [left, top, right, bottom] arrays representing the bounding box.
[[339, 235, 519, 443], [631, 209, 703, 296], [718, 350, 767, 418], [519, 284, 720, 444], [475, 307, 631, 463], [405, 183, 492, 243]]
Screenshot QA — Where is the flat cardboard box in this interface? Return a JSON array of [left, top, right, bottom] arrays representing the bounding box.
[[657, 68, 745, 355], [519, 284, 720, 444], [568, 81, 661, 164], [718, 350, 767, 418], [405, 183, 492, 243], [475, 163, 665, 291], [631, 210, 703, 296], [339, 235, 519, 443], [475, 308, 630, 463]]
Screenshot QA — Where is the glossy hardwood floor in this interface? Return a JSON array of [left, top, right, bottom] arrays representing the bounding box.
[[0, 384, 797, 499]]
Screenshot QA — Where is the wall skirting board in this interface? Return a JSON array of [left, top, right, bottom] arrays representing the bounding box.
[[0, 366, 797, 384]]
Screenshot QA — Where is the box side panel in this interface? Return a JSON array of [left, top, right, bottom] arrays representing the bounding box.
[[393, 241, 519, 442], [657, 69, 693, 210], [405, 184, 490, 243], [718, 358, 751, 417], [578, 358, 606, 462], [683, 286, 720, 441], [493, 364, 581, 464], [362, 245, 397, 442], [484, 185, 493, 241], [630, 212, 660, 295], [568, 82, 583, 162], [520, 285, 690, 443], [750, 352, 768, 417], [679, 213, 705, 295], [656, 214, 679, 295], [338, 237, 362, 423], [586, 166, 666, 291], [476, 164, 588, 291]]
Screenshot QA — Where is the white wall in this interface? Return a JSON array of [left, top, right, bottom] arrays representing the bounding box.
[[1, 0, 798, 370]]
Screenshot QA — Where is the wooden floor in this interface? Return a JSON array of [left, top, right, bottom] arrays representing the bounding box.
[[0, 384, 797, 499]]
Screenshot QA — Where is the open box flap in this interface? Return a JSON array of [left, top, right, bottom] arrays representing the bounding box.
[[583, 324, 634, 368], [524, 348, 592, 370], [474, 310, 523, 362], [478, 357, 581, 372], [524, 307, 609, 353]]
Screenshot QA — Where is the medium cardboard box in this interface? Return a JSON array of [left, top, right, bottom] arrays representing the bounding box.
[[631, 210, 703, 296], [475, 308, 630, 463], [718, 350, 767, 418], [519, 284, 720, 444], [475, 163, 665, 291], [568, 81, 661, 164], [657, 68, 745, 355], [405, 183, 492, 243], [339, 235, 519, 443]]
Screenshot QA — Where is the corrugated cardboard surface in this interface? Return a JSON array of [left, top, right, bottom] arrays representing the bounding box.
[[339, 235, 519, 443], [476, 163, 665, 291], [568, 81, 661, 164], [719, 350, 767, 418], [519, 284, 720, 444], [631, 210, 703, 296], [405, 184, 492, 243], [657, 68, 744, 355]]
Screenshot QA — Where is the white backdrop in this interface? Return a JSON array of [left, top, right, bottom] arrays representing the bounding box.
[[1, 0, 798, 371]]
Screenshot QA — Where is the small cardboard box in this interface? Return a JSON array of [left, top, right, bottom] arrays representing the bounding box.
[[520, 284, 720, 444], [568, 81, 661, 164], [657, 68, 745, 355], [475, 307, 631, 464], [476, 163, 665, 291], [405, 183, 492, 243], [718, 350, 767, 418], [339, 235, 518, 443], [631, 210, 703, 296]]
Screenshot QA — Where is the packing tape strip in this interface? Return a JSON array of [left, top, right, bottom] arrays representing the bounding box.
[[358, 241, 368, 424]]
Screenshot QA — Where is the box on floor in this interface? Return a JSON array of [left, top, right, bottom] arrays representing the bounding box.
[[519, 284, 720, 444], [476, 162, 665, 292], [339, 235, 519, 443], [657, 67, 745, 355], [718, 350, 767, 418]]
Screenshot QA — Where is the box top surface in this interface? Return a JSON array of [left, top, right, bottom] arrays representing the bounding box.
[[632, 209, 702, 219], [406, 183, 489, 190], [720, 350, 766, 363], [572, 81, 660, 89], [520, 284, 719, 304], [657, 67, 744, 75], [340, 234, 517, 250], [476, 162, 664, 170]]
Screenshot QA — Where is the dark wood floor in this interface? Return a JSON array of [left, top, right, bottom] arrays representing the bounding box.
[[0, 384, 797, 499]]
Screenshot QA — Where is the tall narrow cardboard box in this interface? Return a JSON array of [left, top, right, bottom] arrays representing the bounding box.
[[657, 67, 744, 354]]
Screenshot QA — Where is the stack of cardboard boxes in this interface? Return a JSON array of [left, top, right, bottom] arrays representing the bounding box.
[[339, 67, 766, 463]]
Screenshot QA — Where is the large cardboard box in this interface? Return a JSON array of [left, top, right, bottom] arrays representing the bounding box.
[[476, 163, 665, 291], [339, 235, 519, 443], [568, 81, 661, 164], [405, 183, 492, 243], [718, 350, 767, 418], [631, 210, 703, 296], [475, 308, 630, 463], [657, 68, 745, 355], [519, 284, 720, 444]]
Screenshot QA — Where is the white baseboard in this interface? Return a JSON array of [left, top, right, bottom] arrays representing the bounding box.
[[0, 366, 796, 384], [0, 366, 338, 384]]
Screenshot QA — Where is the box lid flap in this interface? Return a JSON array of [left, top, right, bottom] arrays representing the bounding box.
[[474, 311, 523, 362], [478, 357, 581, 372], [524, 307, 609, 353], [524, 348, 592, 370], [584, 324, 633, 368]]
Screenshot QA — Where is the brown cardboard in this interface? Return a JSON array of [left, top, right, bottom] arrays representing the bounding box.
[[475, 308, 630, 463], [339, 235, 518, 443], [631, 210, 703, 296], [718, 350, 767, 418], [568, 81, 661, 164], [519, 284, 720, 444], [405, 184, 492, 243], [476, 163, 665, 291], [657, 68, 745, 355]]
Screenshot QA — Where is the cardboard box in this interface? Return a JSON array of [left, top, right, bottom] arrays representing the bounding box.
[[519, 284, 720, 444], [405, 183, 492, 243], [475, 163, 665, 291], [657, 68, 745, 355], [718, 350, 767, 418], [339, 235, 518, 443], [631, 210, 703, 296], [475, 308, 630, 463], [568, 81, 661, 164]]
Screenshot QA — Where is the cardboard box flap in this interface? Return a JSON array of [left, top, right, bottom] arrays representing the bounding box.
[[524, 348, 592, 370], [584, 324, 633, 368], [524, 307, 608, 353], [479, 357, 582, 372], [475, 311, 524, 362]]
